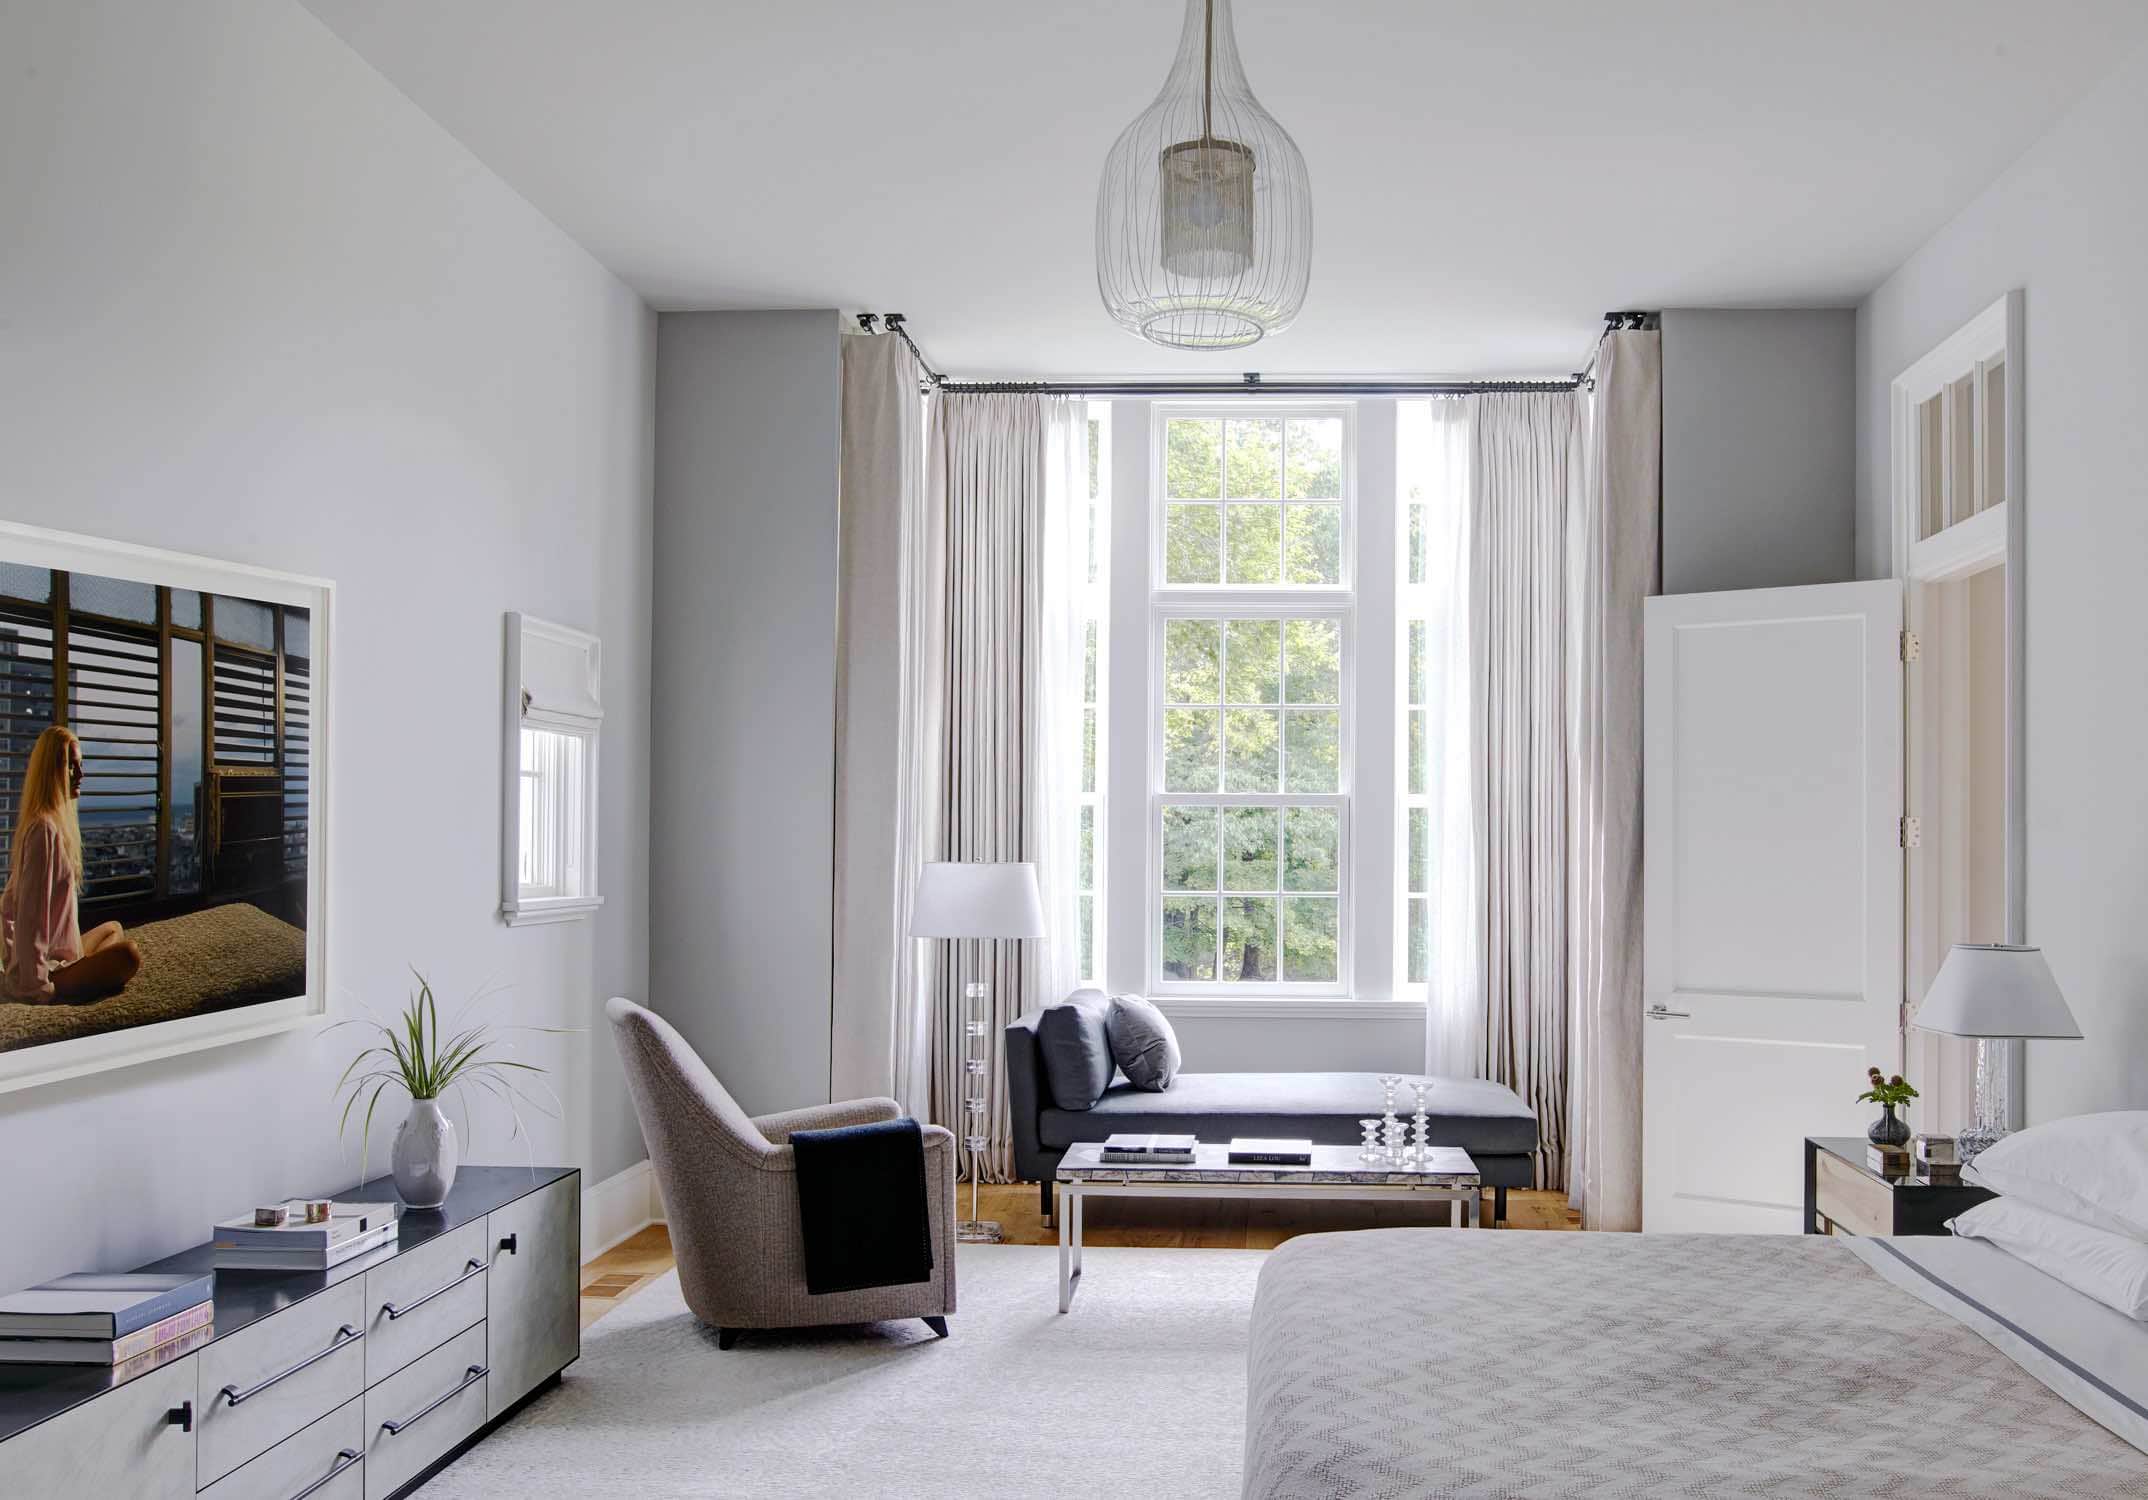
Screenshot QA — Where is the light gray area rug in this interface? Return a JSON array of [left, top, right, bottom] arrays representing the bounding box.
[[419, 1244, 1261, 1499]]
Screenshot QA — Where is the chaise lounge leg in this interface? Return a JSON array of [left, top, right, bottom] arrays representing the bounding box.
[[923, 1316, 949, 1339], [717, 1328, 739, 1351], [1494, 1186, 1507, 1225], [1041, 1177, 1055, 1225]]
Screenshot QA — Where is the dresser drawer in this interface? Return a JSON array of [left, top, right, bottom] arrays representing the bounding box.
[[0, 1354, 196, 1499], [362, 1321, 488, 1500], [363, 1220, 488, 1385], [199, 1397, 362, 1500], [198, 1280, 366, 1486]]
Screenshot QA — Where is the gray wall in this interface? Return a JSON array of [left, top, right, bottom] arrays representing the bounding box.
[[1856, 39, 2148, 1121], [651, 311, 840, 1116], [0, 0, 655, 1293], [1661, 309, 1857, 594]]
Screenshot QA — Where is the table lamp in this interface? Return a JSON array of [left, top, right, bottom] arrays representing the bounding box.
[[911, 861, 1046, 1243], [1912, 943, 2082, 1161]]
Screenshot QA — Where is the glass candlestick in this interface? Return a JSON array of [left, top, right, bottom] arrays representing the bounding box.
[[1410, 1081, 1432, 1168], [1359, 1118, 1383, 1162]]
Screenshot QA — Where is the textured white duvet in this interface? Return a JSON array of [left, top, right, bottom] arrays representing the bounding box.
[[1244, 1229, 2148, 1499]]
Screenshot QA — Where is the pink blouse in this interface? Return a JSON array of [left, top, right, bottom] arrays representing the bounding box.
[[1, 818, 82, 1002]]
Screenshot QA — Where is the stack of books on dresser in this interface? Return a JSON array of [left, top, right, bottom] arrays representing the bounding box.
[[1100, 1133, 1198, 1164], [0, 1272, 214, 1366], [211, 1201, 401, 1271]]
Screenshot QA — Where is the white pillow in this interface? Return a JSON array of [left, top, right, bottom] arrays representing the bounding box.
[[1950, 1196, 2148, 1320], [1963, 1111, 2148, 1241]]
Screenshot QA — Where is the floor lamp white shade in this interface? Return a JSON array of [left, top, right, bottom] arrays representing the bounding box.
[[910, 861, 1044, 1244], [910, 861, 1046, 940]]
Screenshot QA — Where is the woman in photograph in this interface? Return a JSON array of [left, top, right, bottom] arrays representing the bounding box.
[[1, 725, 142, 1004]]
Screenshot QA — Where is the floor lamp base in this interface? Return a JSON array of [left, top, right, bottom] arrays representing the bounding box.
[[957, 1220, 1005, 1244]]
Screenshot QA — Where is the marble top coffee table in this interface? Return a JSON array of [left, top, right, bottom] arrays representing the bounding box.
[[1052, 1143, 1481, 1312]]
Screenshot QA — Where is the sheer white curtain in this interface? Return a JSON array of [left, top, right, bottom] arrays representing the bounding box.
[[917, 392, 1086, 1180], [1407, 398, 1483, 1078]]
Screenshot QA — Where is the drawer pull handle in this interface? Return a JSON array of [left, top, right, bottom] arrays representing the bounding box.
[[382, 1258, 486, 1320], [286, 1448, 361, 1500], [379, 1364, 488, 1436], [166, 1400, 193, 1433], [219, 1326, 360, 1406]]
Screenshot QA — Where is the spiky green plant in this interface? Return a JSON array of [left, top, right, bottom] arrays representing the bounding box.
[[332, 972, 563, 1175]]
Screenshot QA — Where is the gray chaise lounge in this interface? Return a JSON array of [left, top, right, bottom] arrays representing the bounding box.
[[1006, 1012, 1539, 1224]]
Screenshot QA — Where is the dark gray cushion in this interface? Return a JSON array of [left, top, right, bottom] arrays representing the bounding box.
[[1038, 1072, 1538, 1156], [1106, 995, 1180, 1091], [1034, 992, 1116, 1111]]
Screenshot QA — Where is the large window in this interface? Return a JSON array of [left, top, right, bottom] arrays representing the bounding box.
[[1147, 408, 1353, 996]]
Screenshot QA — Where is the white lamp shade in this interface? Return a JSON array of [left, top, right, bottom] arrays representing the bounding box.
[[1913, 944, 2082, 1040], [909, 862, 1046, 940]]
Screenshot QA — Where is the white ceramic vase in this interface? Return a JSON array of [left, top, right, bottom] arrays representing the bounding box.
[[391, 1097, 459, 1208]]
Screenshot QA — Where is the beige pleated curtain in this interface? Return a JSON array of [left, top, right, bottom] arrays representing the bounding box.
[[1426, 330, 1659, 1217], [832, 338, 1084, 1185]]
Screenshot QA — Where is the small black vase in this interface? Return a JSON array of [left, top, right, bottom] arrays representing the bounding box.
[[1868, 1103, 1911, 1148]]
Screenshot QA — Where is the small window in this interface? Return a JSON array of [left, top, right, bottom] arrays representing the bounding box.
[[502, 613, 603, 925]]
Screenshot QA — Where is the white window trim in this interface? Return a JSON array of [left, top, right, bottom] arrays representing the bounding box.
[[1138, 401, 1364, 999], [502, 612, 604, 927]]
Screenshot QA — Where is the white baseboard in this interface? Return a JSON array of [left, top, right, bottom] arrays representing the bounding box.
[[582, 1158, 664, 1262]]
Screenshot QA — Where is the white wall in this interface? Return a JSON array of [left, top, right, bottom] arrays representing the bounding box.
[[650, 311, 840, 1117], [1661, 309, 1857, 594], [0, 0, 655, 1292], [1856, 38, 2148, 1122]]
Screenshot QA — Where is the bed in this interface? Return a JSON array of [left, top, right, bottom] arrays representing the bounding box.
[[0, 902, 306, 1052], [1244, 1228, 2148, 1499]]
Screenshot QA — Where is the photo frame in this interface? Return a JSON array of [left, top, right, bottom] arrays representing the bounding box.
[[0, 522, 331, 1095]]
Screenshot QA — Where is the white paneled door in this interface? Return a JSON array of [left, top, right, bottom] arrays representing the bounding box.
[[1643, 582, 1904, 1232]]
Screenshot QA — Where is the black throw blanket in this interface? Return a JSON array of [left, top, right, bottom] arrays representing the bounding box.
[[790, 1117, 935, 1295]]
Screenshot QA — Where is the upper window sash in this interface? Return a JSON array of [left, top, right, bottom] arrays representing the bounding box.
[[1149, 403, 1356, 596]]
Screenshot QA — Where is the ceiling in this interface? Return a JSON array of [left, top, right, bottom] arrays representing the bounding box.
[[302, 0, 2148, 380]]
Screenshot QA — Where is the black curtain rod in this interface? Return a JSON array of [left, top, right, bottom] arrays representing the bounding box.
[[856, 310, 1655, 397]]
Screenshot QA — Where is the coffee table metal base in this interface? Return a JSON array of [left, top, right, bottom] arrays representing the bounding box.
[[1053, 1147, 1482, 1313]]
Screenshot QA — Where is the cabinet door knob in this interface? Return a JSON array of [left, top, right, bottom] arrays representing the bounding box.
[[499, 1232, 518, 1255], [167, 1400, 193, 1433]]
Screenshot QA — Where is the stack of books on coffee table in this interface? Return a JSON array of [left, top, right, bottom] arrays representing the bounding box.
[[1099, 1133, 1197, 1164], [211, 1201, 401, 1271], [0, 1272, 214, 1366]]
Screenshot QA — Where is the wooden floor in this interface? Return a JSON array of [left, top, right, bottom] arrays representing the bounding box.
[[579, 1184, 1577, 1327]]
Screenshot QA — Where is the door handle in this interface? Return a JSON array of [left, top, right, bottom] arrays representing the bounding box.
[[1646, 1003, 1691, 1021]]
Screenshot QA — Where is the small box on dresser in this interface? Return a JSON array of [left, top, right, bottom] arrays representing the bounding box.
[[0, 1166, 579, 1500]]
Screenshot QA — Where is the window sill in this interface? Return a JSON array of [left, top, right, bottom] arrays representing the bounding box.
[[1148, 996, 1426, 1021], [501, 895, 605, 927]]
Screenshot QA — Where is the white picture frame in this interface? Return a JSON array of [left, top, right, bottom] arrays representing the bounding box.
[[0, 521, 332, 1096]]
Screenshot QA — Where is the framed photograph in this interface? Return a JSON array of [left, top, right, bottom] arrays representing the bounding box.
[[0, 522, 331, 1094]]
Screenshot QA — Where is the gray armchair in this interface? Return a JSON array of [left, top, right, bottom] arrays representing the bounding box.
[[607, 997, 957, 1346]]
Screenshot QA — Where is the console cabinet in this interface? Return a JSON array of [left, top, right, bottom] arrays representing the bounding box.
[[0, 1167, 578, 1500]]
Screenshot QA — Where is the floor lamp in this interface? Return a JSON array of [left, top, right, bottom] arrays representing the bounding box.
[[911, 861, 1046, 1244]]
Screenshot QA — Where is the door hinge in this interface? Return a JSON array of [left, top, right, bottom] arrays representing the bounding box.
[[1899, 815, 1922, 849], [1900, 629, 1921, 663]]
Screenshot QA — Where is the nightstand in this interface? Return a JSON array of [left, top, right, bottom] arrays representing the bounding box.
[[1803, 1136, 1994, 1236]]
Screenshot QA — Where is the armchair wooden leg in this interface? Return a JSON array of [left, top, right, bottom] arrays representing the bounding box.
[[923, 1316, 949, 1339], [717, 1328, 739, 1351]]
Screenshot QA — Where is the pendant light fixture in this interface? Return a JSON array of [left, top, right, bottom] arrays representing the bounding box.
[[1096, 0, 1312, 351]]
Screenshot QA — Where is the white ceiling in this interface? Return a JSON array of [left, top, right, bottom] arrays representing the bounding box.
[[302, 0, 2147, 380]]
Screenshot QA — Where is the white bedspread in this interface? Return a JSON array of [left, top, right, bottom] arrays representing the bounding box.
[[1243, 1229, 2148, 1499]]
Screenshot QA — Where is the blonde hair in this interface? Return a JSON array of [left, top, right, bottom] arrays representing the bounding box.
[[14, 725, 83, 884]]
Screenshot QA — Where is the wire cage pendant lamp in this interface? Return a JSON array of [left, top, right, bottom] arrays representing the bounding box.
[[1096, 0, 1312, 351]]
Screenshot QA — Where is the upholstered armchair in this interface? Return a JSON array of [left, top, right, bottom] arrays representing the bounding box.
[[606, 997, 957, 1346]]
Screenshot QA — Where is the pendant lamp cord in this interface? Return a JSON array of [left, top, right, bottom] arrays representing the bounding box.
[[1202, 0, 1214, 144]]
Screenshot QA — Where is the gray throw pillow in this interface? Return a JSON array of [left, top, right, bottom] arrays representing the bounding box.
[[1106, 995, 1181, 1091], [1035, 991, 1116, 1111]]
